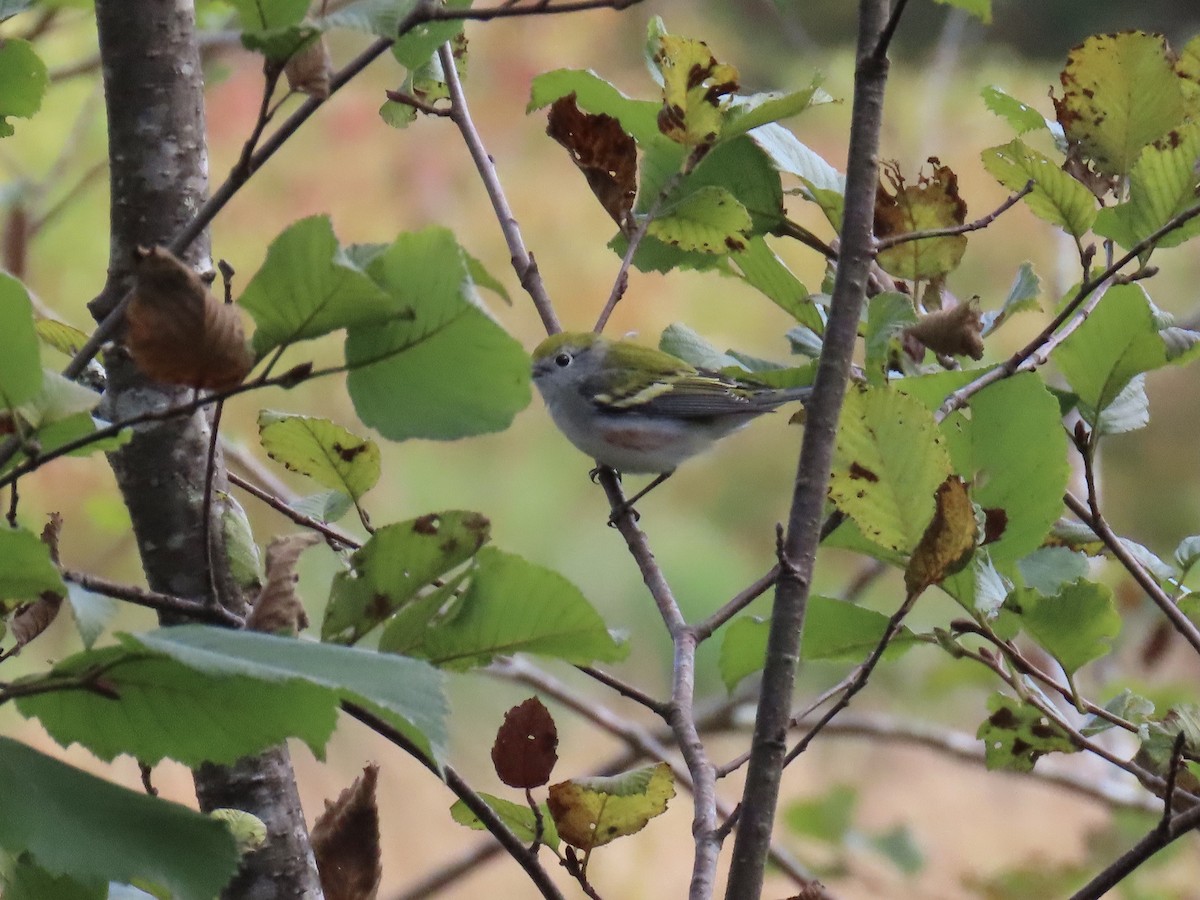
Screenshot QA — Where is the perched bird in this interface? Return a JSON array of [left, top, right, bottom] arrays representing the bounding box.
[[531, 331, 811, 509]]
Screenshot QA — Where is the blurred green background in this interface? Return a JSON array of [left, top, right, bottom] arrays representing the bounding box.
[[5, 1, 1200, 896]]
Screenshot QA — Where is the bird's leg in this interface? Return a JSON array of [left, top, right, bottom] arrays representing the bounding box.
[[608, 470, 674, 525]]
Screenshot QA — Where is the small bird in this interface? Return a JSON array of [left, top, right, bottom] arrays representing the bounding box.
[[531, 331, 812, 510]]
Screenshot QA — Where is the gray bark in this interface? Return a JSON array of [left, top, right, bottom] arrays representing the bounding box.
[[92, 1, 322, 896]]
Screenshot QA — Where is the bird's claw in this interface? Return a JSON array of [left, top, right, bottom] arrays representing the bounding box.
[[607, 502, 640, 527]]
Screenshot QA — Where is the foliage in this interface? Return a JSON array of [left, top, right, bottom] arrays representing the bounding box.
[[2, 2, 1200, 899]]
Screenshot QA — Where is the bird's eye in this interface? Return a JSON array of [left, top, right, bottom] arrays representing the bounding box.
[[554, 353, 572, 368]]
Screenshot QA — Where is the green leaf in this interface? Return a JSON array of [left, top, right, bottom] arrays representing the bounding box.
[[784, 784, 857, 843], [1017, 547, 1088, 596], [1006, 579, 1120, 675], [1053, 31, 1196, 177], [981, 86, 1053, 136], [548, 763, 674, 850], [1, 859, 102, 900], [225, 0, 307, 31], [718, 616, 768, 692], [657, 323, 741, 370], [239, 23, 318, 62], [648, 185, 751, 254], [450, 794, 559, 850], [258, 411, 380, 502], [0, 274, 43, 408], [864, 292, 917, 385], [981, 262, 1041, 336], [1093, 373, 1149, 435], [748, 123, 844, 228], [1174, 535, 1200, 573], [829, 385, 952, 553], [0, 39, 47, 138], [932, 0, 990, 23], [977, 694, 1075, 772], [344, 228, 532, 441], [139, 627, 448, 762], [867, 824, 925, 875], [1081, 689, 1154, 737], [391, 6, 467, 70], [801, 595, 918, 661], [33, 318, 89, 357], [411, 547, 627, 670], [0, 413, 131, 477], [981, 139, 1096, 239], [18, 370, 99, 426], [1092, 121, 1200, 253], [940, 374, 1069, 566], [0, 526, 65, 606], [323, 510, 490, 644], [291, 489, 353, 523], [65, 584, 117, 650], [238, 215, 395, 355], [722, 78, 831, 137], [528, 68, 662, 145], [0, 736, 238, 899], [730, 236, 821, 330], [1056, 283, 1197, 418], [19, 627, 448, 766]]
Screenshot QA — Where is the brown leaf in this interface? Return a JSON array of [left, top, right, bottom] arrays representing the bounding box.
[[312, 765, 382, 900], [491, 697, 558, 789], [126, 246, 254, 391], [905, 475, 976, 596], [547, 95, 638, 228], [874, 158, 969, 280], [245, 532, 320, 635], [12, 512, 67, 648], [286, 35, 332, 100], [10, 593, 62, 648], [903, 299, 985, 360], [41, 511, 62, 564]]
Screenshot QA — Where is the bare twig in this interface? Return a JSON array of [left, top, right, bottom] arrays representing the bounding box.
[[227, 470, 361, 550], [1070, 802, 1200, 900], [438, 42, 560, 334], [575, 665, 669, 716], [593, 175, 681, 333], [693, 565, 780, 642], [938, 199, 1200, 418], [61, 568, 244, 625], [725, 3, 893, 893], [874, 180, 1033, 250], [1065, 492, 1200, 656]]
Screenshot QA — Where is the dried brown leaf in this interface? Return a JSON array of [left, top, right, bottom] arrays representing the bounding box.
[[126, 246, 254, 391], [491, 697, 558, 789], [245, 532, 320, 635], [905, 475, 977, 596], [312, 765, 382, 900], [903, 299, 985, 360], [286, 35, 332, 99], [547, 94, 638, 228]]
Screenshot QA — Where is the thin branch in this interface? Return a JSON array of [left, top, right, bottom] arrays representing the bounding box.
[[0, 364, 318, 490], [795, 711, 1159, 813], [439, 42, 561, 335], [428, 0, 642, 22], [227, 470, 361, 550], [343, 701, 567, 900], [1071, 802, 1200, 900], [1065, 493, 1200, 656], [574, 665, 669, 716], [593, 466, 722, 896], [725, 2, 892, 892], [693, 564, 779, 642], [874, 180, 1033, 250], [872, 0, 912, 59], [592, 175, 681, 333], [938, 199, 1200, 418], [61, 569, 244, 626]]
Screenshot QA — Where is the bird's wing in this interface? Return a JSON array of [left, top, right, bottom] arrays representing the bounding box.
[[585, 371, 761, 419]]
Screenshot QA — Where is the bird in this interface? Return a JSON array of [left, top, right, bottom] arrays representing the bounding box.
[[531, 331, 812, 513]]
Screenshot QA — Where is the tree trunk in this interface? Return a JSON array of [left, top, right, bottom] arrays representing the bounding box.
[[92, 1, 322, 896]]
